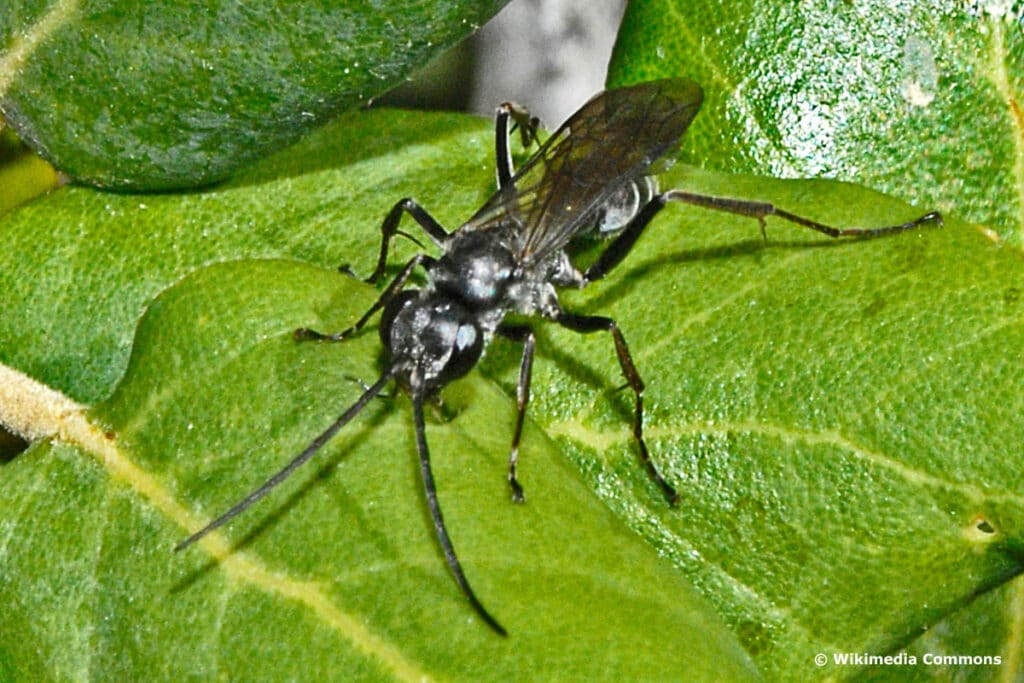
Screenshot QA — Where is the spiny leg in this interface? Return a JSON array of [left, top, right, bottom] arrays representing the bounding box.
[[497, 323, 537, 503], [583, 192, 942, 286], [553, 309, 679, 506], [295, 253, 434, 342], [411, 386, 507, 636], [494, 101, 540, 189], [366, 199, 449, 285], [662, 190, 943, 239]]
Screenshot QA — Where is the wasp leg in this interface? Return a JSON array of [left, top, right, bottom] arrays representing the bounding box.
[[497, 323, 537, 503], [495, 102, 540, 190], [584, 192, 941, 285], [365, 199, 449, 285], [296, 253, 435, 342], [552, 309, 679, 506], [411, 387, 507, 636], [662, 190, 942, 240]]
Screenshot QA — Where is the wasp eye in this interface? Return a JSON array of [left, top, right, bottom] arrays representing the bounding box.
[[441, 320, 483, 382], [379, 289, 419, 348]]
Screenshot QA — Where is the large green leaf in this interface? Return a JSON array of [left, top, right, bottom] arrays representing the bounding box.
[[610, 5, 1024, 678], [0, 260, 756, 681], [608, 1, 1024, 247], [0, 0, 504, 190], [541, 171, 1024, 682], [1, 105, 1022, 680]]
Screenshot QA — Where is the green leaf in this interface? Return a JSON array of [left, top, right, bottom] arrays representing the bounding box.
[[610, 5, 1024, 677], [543, 169, 1024, 681], [608, 1, 1024, 247], [899, 577, 1024, 682], [0, 109, 492, 405], [0, 0, 504, 190], [1, 106, 1022, 680], [0, 260, 757, 681]]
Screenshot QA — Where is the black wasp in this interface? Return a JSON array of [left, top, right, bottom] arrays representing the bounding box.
[[177, 78, 941, 635]]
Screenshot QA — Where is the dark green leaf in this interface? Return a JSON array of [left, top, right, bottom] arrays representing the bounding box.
[[0, 0, 504, 190], [897, 578, 1024, 682], [608, 1, 1024, 246]]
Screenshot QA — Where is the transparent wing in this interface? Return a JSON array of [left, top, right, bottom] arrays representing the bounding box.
[[466, 78, 704, 262]]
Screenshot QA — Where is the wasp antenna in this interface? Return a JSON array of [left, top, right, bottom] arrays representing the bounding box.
[[175, 368, 396, 553], [411, 389, 508, 636]]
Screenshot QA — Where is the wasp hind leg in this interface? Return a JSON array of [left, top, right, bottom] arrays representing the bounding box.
[[662, 190, 942, 240]]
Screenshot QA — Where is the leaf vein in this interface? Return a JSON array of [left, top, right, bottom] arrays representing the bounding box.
[[985, 15, 1024, 241], [3, 367, 434, 682], [0, 0, 80, 99], [548, 417, 1021, 505]]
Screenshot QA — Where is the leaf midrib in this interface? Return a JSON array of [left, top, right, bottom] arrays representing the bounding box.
[[3, 366, 434, 682]]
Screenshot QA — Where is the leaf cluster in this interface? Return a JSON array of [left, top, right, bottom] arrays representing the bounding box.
[[1, 1, 1022, 681]]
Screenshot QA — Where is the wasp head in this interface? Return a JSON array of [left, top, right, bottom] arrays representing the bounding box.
[[380, 289, 485, 395]]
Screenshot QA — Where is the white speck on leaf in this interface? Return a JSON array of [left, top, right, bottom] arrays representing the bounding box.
[[901, 35, 937, 107]]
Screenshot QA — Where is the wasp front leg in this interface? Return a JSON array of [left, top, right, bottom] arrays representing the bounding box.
[[497, 323, 537, 502], [295, 253, 435, 341], [494, 102, 540, 190], [363, 199, 450, 286]]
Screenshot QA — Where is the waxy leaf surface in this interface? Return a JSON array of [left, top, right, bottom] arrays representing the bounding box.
[[0, 0, 505, 189], [1, 106, 1021, 680]]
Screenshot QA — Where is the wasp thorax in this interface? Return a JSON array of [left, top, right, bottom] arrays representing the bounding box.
[[432, 230, 517, 307]]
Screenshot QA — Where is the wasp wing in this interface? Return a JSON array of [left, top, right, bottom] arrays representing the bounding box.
[[466, 78, 703, 263]]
